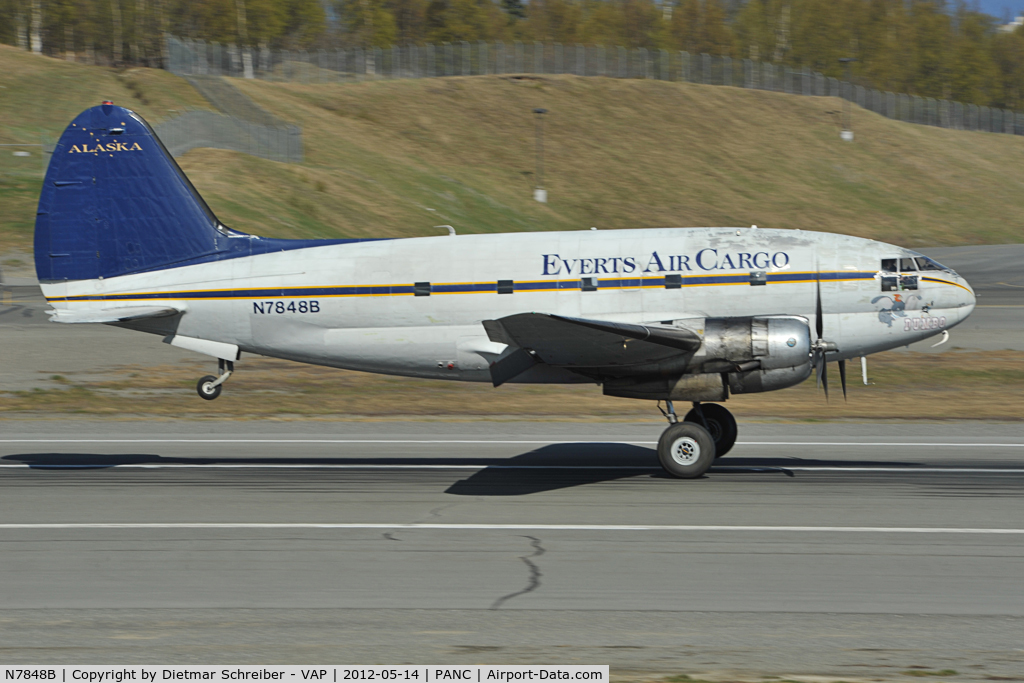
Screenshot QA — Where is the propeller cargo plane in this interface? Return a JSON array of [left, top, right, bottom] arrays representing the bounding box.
[[34, 104, 977, 478]]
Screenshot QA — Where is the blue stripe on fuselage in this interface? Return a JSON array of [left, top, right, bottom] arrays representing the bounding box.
[[48, 271, 880, 302]]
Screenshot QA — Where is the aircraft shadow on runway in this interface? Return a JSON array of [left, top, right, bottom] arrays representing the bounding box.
[[2, 448, 944, 496], [441, 447, 940, 495]]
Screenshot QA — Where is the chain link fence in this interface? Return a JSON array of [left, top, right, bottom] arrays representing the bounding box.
[[4, 113, 299, 180], [166, 34, 1024, 137], [154, 110, 302, 163]]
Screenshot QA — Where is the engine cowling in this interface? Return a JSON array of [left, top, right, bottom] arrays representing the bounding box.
[[699, 316, 811, 370], [602, 316, 812, 400]]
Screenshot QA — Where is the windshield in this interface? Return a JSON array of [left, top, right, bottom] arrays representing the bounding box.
[[909, 252, 956, 274]]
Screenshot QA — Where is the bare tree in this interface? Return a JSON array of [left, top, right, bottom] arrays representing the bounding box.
[[30, 0, 42, 53], [154, 0, 169, 69], [773, 3, 790, 64], [66, 24, 75, 61], [112, 0, 123, 64], [236, 0, 254, 77], [16, 4, 27, 50], [131, 0, 146, 64]]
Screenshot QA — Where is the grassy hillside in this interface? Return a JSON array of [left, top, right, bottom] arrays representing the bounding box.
[[3, 44, 1024, 258], [0, 45, 211, 254], [217, 72, 1024, 245]]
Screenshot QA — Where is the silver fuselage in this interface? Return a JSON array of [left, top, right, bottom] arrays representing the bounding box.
[[41, 227, 976, 386]]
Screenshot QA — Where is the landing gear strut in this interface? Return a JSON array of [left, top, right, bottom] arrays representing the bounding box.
[[196, 359, 233, 401], [656, 400, 716, 479]]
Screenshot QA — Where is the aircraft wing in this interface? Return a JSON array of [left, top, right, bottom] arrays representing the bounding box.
[[482, 313, 701, 386], [47, 306, 182, 324]]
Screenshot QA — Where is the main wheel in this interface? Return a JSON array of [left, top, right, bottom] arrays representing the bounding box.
[[657, 422, 716, 479], [684, 403, 737, 457], [196, 375, 222, 401]]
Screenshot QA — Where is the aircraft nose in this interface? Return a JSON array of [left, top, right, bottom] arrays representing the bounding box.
[[958, 275, 976, 321]]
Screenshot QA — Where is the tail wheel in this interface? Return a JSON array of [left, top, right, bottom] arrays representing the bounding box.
[[657, 422, 716, 479], [196, 375, 222, 401], [684, 403, 738, 458]]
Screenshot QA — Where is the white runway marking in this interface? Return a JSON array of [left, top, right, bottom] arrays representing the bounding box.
[[0, 463, 1022, 473], [0, 523, 1021, 534], [1, 439, 1023, 447]]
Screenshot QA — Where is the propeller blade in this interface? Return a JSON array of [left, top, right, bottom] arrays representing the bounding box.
[[838, 359, 847, 401], [815, 270, 824, 340], [820, 358, 829, 401], [814, 351, 829, 401]]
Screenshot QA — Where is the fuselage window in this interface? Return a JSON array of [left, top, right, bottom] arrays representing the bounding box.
[[881, 258, 898, 272]]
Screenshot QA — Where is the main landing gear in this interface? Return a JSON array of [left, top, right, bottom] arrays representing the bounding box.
[[656, 401, 737, 479], [196, 359, 234, 401]]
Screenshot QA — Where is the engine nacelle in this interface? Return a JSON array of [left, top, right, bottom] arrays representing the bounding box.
[[700, 316, 811, 371], [602, 316, 813, 400]]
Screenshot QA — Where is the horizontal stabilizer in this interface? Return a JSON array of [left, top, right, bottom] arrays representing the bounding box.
[[483, 313, 700, 369], [47, 306, 181, 324]]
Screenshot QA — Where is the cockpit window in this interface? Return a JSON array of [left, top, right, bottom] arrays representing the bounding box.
[[884, 255, 954, 274]]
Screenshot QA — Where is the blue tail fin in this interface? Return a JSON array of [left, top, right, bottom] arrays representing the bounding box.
[[35, 103, 230, 282]]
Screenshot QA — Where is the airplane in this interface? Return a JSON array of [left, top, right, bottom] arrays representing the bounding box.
[[33, 103, 976, 479]]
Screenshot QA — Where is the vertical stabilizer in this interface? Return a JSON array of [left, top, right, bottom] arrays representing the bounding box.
[[35, 103, 230, 282]]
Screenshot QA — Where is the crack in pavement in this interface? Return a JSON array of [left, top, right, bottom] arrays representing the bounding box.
[[489, 536, 545, 610], [383, 502, 465, 542]]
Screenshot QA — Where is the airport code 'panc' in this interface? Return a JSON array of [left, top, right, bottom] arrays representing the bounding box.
[[2, 668, 608, 683]]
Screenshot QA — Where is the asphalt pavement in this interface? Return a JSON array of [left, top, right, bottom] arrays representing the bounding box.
[[0, 421, 1021, 677], [1, 245, 1022, 675]]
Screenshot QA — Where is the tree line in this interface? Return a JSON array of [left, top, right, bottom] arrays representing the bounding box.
[[3, 0, 1024, 109]]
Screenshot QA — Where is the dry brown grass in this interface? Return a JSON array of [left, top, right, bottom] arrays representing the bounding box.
[[6, 44, 1024, 257], [211, 73, 1024, 246], [0, 45, 212, 253], [3, 349, 1021, 421]]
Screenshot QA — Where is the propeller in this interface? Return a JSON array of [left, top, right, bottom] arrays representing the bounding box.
[[812, 270, 844, 401], [838, 358, 847, 400]]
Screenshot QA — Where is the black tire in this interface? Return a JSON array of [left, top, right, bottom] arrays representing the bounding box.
[[657, 422, 716, 479], [684, 403, 737, 458], [196, 375, 222, 401]]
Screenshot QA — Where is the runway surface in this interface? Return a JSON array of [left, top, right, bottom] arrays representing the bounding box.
[[1, 245, 1022, 675], [0, 420, 1022, 678]]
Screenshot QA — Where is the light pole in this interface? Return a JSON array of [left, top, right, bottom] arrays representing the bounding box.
[[533, 108, 547, 203], [839, 57, 855, 141]]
